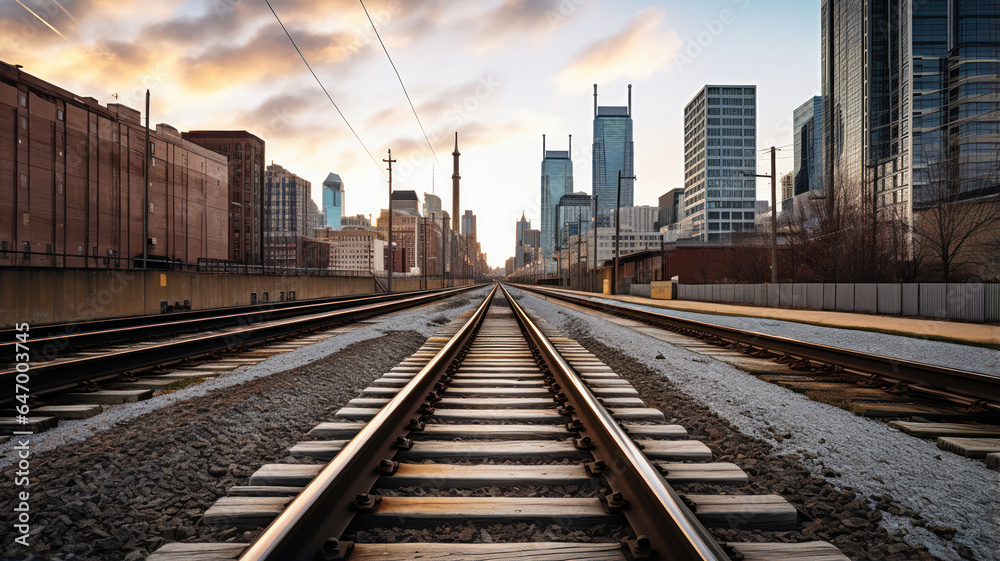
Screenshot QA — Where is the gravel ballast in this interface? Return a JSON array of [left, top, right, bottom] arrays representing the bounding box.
[[509, 286, 997, 561], [0, 290, 487, 560]]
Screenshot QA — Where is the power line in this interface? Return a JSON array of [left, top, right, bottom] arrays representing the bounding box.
[[360, 0, 446, 180], [264, 0, 385, 178]]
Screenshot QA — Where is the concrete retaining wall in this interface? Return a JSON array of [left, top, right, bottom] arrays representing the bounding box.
[[0, 269, 471, 327]]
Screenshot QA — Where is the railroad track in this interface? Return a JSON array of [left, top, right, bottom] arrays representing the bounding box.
[[149, 284, 848, 561], [0, 286, 479, 434], [514, 284, 1000, 466]]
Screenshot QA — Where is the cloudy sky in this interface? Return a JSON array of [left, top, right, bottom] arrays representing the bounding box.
[[2, 0, 820, 267]]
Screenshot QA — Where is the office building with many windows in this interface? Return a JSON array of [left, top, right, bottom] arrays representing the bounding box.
[[322, 173, 345, 229], [793, 96, 825, 197], [682, 85, 758, 241], [555, 192, 594, 249], [592, 85, 634, 226], [822, 0, 1000, 218], [263, 164, 312, 268], [540, 135, 573, 259]]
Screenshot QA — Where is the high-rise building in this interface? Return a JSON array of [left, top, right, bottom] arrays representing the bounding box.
[[682, 85, 758, 241], [793, 96, 824, 197], [182, 130, 265, 265], [514, 212, 531, 268], [322, 173, 345, 229], [822, 0, 1000, 215], [613, 205, 659, 233], [423, 193, 442, 218], [556, 192, 595, 249], [781, 171, 795, 203], [391, 190, 420, 216], [264, 164, 313, 268], [461, 210, 477, 238], [657, 189, 685, 229], [342, 214, 375, 231], [592, 85, 634, 226], [540, 134, 574, 259], [0, 62, 229, 269]]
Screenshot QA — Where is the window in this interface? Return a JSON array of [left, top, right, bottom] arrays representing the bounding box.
[[20, 117, 27, 130], [19, 94, 26, 107], [57, 109, 64, 121]]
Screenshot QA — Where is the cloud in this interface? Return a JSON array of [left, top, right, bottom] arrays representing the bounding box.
[[553, 6, 682, 93], [179, 24, 367, 93], [465, 0, 583, 55]]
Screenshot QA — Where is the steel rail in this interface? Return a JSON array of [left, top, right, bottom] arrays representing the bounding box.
[[0, 286, 480, 404], [515, 285, 1000, 407], [238, 284, 498, 561], [501, 284, 730, 561], [0, 287, 459, 361]]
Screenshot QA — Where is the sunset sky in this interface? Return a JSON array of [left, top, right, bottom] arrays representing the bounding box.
[[2, 0, 821, 267]]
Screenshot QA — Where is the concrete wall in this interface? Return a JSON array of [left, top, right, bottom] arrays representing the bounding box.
[[676, 282, 1000, 324], [0, 269, 473, 327]]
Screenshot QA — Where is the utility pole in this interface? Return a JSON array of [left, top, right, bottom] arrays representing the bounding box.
[[577, 214, 583, 291], [613, 169, 636, 295], [593, 194, 598, 293], [745, 146, 779, 283], [384, 149, 396, 292], [142, 89, 150, 269], [770, 146, 778, 284]]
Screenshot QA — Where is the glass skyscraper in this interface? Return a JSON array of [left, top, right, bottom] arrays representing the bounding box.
[[592, 85, 634, 226], [540, 135, 573, 260], [822, 0, 1000, 216], [793, 96, 825, 197], [682, 85, 758, 242], [322, 173, 344, 229], [555, 192, 594, 248]]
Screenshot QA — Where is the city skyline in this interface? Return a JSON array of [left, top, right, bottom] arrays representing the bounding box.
[[1, 0, 820, 266]]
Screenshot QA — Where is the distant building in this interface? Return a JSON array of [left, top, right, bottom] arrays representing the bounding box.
[[313, 227, 385, 272], [264, 164, 313, 269], [307, 199, 320, 233], [657, 189, 684, 229], [792, 96, 823, 197], [755, 200, 770, 217], [341, 214, 374, 231], [0, 63, 230, 269], [391, 190, 420, 216], [556, 192, 594, 249], [182, 129, 266, 264], [682, 85, 757, 241], [541, 134, 574, 259], [376, 209, 420, 273], [514, 212, 531, 269], [423, 193, 442, 218], [593, 85, 634, 226], [505, 256, 516, 276], [461, 210, 477, 238], [612, 205, 659, 233], [322, 173, 344, 229], [781, 171, 795, 203]]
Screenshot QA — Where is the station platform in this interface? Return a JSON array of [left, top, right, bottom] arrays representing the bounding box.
[[527, 286, 1000, 347]]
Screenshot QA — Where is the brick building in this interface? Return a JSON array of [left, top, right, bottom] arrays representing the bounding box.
[[0, 61, 228, 269], [182, 130, 265, 266]]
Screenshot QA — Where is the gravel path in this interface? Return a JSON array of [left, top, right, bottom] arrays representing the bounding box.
[[0, 290, 487, 561], [510, 286, 997, 561], [578, 293, 1000, 376]]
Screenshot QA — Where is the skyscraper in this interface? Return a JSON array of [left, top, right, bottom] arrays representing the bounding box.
[[461, 210, 477, 238], [514, 212, 531, 268], [322, 173, 344, 229], [822, 0, 1000, 216], [264, 164, 312, 268], [682, 85, 758, 241], [592, 84, 634, 226], [540, 134, 574, 260], [555, 192, 594, 249], [423, 193, 442, 218], [793, 96, 824, 197]]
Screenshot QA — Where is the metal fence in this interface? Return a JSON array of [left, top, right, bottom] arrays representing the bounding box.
[[677, 282, 1000, 323]]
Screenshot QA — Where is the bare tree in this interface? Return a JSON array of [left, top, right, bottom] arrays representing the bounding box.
[[912, 153, 1000, 282]]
